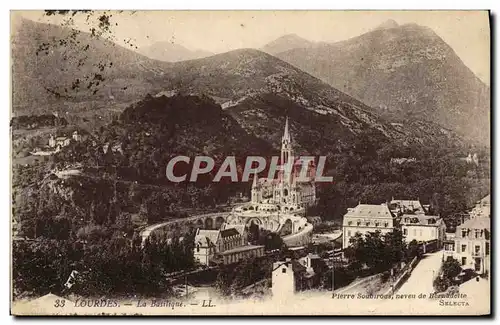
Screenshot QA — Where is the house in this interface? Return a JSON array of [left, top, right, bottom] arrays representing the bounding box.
[[72, 130, 81, 142], [444, 218, 490, 274], [342, 204, 396, 249], [48, 130, 81, 149], [400, 214, 446, 248], [48, 135, 70, 148], [389, 199, 426, 216], [194, 224, 264, 266], [271, 258, 307, 299], [194, 229, 220, 266], [297, 253, 324, 289]]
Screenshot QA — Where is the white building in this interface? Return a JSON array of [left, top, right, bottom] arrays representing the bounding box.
[[342, 204, 396, 249], [194, 229, 220, 266], [400, 214, 446, 247], [72, 130, 81, 142], [48, 135, 70, 148], [444, 218, 490, 274], [271, 259, 306, 299], [48, 130, 81, 149]]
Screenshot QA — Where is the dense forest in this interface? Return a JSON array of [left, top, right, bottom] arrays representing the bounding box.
[[13, 232, 195, 298], [11, 114, 68, 130]]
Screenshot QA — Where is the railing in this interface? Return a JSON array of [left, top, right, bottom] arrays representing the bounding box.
[[384, 256, 419, 295]]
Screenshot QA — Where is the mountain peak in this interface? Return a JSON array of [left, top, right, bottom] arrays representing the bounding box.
[[261, 34, 315, 55], [373, 19, 399, 31], [278, 33, 308, 41], [138, 41, 213, 62]]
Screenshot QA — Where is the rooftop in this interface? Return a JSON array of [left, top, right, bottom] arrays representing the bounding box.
[[220, 228, 240, 238], [458, 218, 490, 230], [390, 199, 425, 213], [400, 214, 443, 226], [195, 229, 220, 247], [273, 259, 307, 274], [221, 244, 264, 255], [345, 204, 393, 218]]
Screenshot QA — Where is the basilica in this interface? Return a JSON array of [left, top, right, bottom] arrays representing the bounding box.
[[250, 117, 317, 212]]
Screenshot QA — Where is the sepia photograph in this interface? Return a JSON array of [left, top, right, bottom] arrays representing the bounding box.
[[9, 9, 491, 316]]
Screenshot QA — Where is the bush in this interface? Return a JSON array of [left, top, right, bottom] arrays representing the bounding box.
[[433, 276, 452, 293], [442, 256, 462, 280]]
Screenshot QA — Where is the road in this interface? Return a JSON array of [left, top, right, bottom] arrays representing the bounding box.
[[397, 251, 443, 294]]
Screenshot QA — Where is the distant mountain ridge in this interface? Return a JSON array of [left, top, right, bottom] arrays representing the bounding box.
[[138, 41, 213, 62], [11, 17, 172, 115], [158, 48, 467, 152], [261, 34, 319, 55], [11, 18, 470, 153], [273, 22, 490, 144]]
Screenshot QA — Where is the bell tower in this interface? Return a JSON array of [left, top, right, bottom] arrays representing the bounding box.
[[251, 171, 261, 203], [280, 117, 294, 204], [281, 117, 293, 168]]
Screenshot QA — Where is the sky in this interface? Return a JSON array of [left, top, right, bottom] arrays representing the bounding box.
[[15, 10, 490, 85]]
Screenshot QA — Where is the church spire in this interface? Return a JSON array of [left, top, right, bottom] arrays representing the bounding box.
[[252, 170, 258, 188], [283, 116, 290, 142], [281, 116, 294, 176]]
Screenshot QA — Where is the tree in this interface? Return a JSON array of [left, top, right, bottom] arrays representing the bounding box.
[[442, 257, 462, 280], [384, 228, 405, 265], [248, 222, 260, 244], [362, 231, 388, 272], [263, 232, 285, 251], [407, 240, 421, 260]]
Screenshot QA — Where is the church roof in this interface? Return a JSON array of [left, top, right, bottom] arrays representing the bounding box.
[[220, 228, 240, 238], [231, 224, 246, 236]]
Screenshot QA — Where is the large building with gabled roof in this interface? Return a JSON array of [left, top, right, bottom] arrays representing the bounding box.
[[342, 203, 397, 248], [194, 224, 263, 266]]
